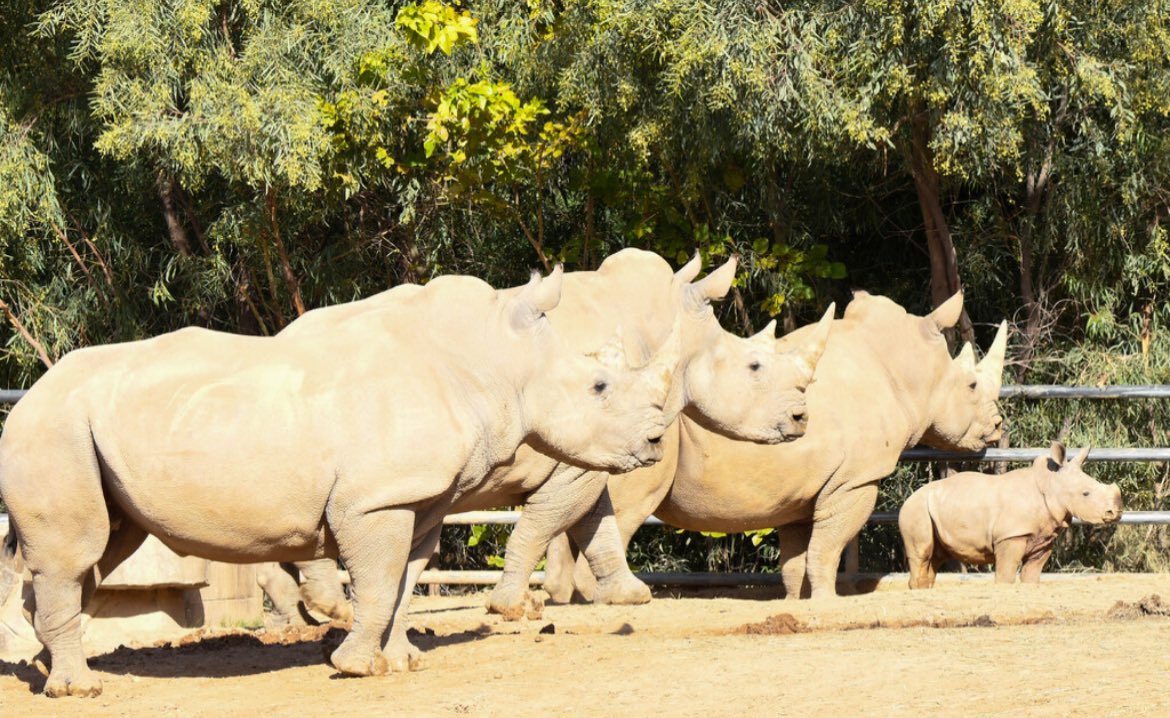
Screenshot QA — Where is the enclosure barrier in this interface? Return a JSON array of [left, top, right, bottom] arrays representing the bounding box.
[[2, 385, 1168, 586]]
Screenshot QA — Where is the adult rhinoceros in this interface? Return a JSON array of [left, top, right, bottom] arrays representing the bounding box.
[[270, 248, 834, 623], [0, 268, 678, 697], [542, 290, 1008, 602]]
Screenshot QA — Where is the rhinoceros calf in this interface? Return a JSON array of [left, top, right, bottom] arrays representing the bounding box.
[[899, 441, 1123, 587], [0, 267, 678, 697]]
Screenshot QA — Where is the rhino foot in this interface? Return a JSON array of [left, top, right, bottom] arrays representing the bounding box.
[[384, 644, 425, 673], [330, 641, 389, 677], [43, 667, 103, 698], [486, 588, 544, 622], [593, 575, 651, 606]]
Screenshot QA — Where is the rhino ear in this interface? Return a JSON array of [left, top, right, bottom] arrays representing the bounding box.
[[509, 265, 563, 331], [673, 251, 703, 286], [1067, 445, 1091, 469], [686, 256, 737, 306], [925, 291, 964, 332], [1049, 440, 1067, 468]]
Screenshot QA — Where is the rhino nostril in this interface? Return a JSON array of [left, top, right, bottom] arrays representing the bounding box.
[[647, 434, 662, 445]]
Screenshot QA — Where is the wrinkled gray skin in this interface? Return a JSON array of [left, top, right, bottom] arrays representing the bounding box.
[[0, 268, 682, 697], [544, 291, 1009, 602], [272, 249, 833, 621], [899, 441, 1123, 587]]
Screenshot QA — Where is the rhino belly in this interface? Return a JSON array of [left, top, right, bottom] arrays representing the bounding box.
[[94, 421, 335, 563]]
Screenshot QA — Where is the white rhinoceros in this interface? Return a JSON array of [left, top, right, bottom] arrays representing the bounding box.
[[0, 267, 679, 697], [899, 440, 1123, 587], [274, 248, 834, 621], [543, 290, 1008, 601]]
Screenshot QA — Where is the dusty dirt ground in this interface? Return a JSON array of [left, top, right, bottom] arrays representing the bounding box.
[[4, 573, 1170, 717]]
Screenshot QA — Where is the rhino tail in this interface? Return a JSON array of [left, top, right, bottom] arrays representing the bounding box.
[[2, 519, 17, 566]]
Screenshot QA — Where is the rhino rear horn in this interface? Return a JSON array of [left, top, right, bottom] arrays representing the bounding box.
[[955, 342, 977, 373], [589, 327, 627, 369], [785, 303, 835, 376], [977, 320, 1009, 382], [510, 265, 564, 330], [925, 291, 964, 332], [647, 314, 683, 383], [687, 256, 737, 305], [749, 319, 778, 347]]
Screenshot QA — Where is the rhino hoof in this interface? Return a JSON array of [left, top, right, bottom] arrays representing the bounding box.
[[330, 642, 389, 676], [386, 651, 425, 673], [43, 670, 103, 698], [486, 589, 542, 622], [594, 576, 651, 606]]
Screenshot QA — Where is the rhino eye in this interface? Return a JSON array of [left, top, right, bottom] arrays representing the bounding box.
[[593, 381, 608, 394], [749, 361, 761, 372], [1082, 490, 1091, 497]]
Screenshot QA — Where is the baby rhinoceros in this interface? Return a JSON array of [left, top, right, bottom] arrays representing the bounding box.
[[899, 441, 1123, 588]]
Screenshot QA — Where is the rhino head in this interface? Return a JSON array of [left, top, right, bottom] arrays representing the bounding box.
[[1035, 442, 1124, 525], [915, 293, 1008, 451], [667, 254, 833, 443], [508, 266, 675, 473]]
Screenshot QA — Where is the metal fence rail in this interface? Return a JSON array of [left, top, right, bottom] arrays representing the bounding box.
[[2, 385, 1168, 586]]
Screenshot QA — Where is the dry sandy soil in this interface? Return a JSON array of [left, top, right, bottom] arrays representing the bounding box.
[[3, 573, 1170, 717]]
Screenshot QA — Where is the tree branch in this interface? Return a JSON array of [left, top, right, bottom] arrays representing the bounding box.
[[266, 188, 306, 317], [0, 296, 54, 369]]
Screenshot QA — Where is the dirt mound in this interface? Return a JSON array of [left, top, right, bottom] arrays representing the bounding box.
[[738, 613, 806, 635], [1107, 593, 1170, 620]]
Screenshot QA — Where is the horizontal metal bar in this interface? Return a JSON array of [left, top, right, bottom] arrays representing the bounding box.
[[0, 390, 26, 405], [867, 510, 1170, 525], [413, 570, 1130, 587], [1000, 385, 1170, 399], [899, 447, 1170, 462]]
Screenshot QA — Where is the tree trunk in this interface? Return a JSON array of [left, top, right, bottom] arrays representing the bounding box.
[[909, 113, 974, 347], [157, 173, 194, 257], [1015, 146, 1055, 379], [266, 189, 306, 317]]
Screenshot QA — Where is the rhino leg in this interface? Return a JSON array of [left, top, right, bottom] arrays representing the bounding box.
[[296, 559, 351, 623], [26, 520, 143, 697], [382, 522, 443, 672], [487, 469, 607, 619], [256, 563, 309, 627], [777, 523, 813, 599], [5, 439, 114, 697], [569, 488, 650, 606], [327, 507, 413, 677], [542, 534, 579, 604], [993, 537, 1028, 584], [805, 483, 879, 599], [1019, 548, 1053, 584], [897, 493, 936, 590]]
